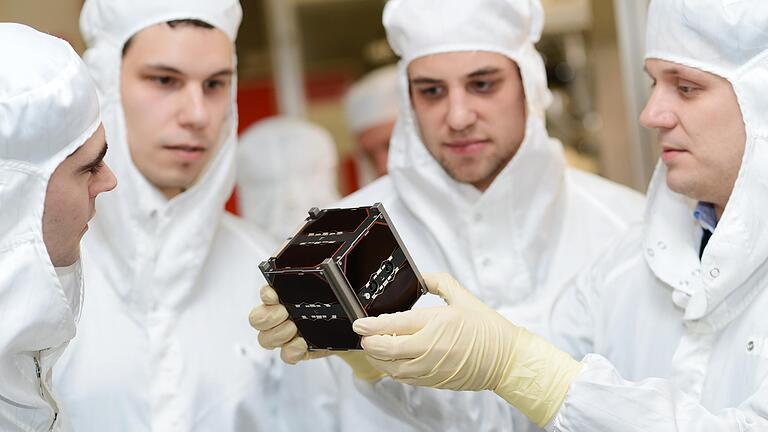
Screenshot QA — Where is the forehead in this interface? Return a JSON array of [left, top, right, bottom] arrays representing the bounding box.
[[63, 125, 105, 165], [124, 23, 233, 73], [643, 58, 719, 83], [407, 51, 517, 78]]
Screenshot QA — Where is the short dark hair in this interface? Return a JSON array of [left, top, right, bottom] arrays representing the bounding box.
[[121, 19, 215, 57]]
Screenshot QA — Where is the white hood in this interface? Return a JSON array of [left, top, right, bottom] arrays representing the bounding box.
[[79, 0, 242, 310], [0, 22, 98, 423], [382, 0, 567, 303], [641, 0, 768, 329], [236, 116, 340, 243]]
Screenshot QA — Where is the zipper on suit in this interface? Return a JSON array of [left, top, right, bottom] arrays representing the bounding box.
[[49, 411, 58, 431], [34, 353, 43, 397], [34, 351, 59, 431]]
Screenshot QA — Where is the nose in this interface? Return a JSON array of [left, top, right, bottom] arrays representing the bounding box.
[[640, 87, 677, 130], [178, 85, 210, 130], [92, 163, 118, 197], [446, 89, 477, 132]]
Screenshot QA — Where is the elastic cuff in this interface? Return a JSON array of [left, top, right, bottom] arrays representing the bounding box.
[[335, 351, 386, 382]]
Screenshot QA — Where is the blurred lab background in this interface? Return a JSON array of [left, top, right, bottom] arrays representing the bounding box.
[[0, 0, 655, 213]]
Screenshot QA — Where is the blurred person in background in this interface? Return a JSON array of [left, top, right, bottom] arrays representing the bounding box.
[[343, 65, 399, 187], [250, 0, 646, 430], [52, 1, 336, 431], [236, 116, 340, 247], [0, 23, 116, 431]]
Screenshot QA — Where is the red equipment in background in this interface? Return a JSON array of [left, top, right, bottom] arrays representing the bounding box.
[[227, 71, 361, 215]]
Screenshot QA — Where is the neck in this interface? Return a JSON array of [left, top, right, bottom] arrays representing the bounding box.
[[714, 204, 725, 221], [160, 187, 184, 200], [472, 179, 492, 192], [469, 160, 511, 193]]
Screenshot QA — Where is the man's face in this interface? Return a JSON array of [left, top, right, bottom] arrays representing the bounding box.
[[120, 23, 234, 199], [408, 51, 527, 191], [43, 125, 117, 267], [641, 59, 746, 215], [357, 120, 395, 177]]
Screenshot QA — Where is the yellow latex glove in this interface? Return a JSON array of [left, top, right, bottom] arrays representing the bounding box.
[[352, 272, 583, 428], [248, 284, 384, 381]]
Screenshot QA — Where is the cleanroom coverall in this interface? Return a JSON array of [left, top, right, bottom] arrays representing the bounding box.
[[54, 1, 338, 431], [0, 23, 101, 432], [329, 0, 646, 429]]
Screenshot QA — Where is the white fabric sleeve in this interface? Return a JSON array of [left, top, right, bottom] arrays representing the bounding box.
[[546, 354, 768, 432]]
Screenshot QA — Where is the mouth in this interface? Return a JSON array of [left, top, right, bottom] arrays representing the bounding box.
[[164, 144, 206, 162], [661, 146, 687, 164], [443, 139, 490, 155]]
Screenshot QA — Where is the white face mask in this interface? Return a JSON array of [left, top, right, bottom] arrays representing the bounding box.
[[54, 261, 84, 323]]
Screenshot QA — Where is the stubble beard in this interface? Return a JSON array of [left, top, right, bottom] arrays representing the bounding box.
[[439, 152, 510, 191]]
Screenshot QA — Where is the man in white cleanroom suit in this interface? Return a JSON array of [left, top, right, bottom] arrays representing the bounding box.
[[251, 0, 647, 429], [236, 116, 340, 246], [343, 65, 399, 183], [53, 1, 338, 431], [353, 0, 768, 430], [0, 23, 117, 431]]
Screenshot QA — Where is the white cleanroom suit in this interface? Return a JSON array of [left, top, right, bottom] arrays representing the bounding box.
[[236, 116, 340, 246], [53, 1, 338, 431], [546, 0, 768, 429], [0, 23, 100, 432], [328, 0, 646, 430], [353, 0, 768, 430]]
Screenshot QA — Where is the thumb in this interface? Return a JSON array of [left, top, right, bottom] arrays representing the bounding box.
[[423, 272, 468, 305], [353, 308, 438, 337]]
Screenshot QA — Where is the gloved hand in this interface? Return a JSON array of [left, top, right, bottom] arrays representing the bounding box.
[[248, 284, 326, 364], [248, 284, 385, 381], [352, 272, 583, 427]]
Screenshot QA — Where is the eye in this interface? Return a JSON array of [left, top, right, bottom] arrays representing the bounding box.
[[469, 80, 497, 93], [204, 79, 227, 92], [86, 162, 104, 175], [678, 84, 696, 95], [149, 75, 180, 88], [416, 85, 445, 99], [676, 79, 701, 97]]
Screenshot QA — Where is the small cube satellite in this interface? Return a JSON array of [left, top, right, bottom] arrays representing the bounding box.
[[259, 203, 427, 350]]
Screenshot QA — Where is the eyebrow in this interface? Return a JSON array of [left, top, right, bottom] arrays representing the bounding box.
[[144, 63, 234, 79], [644, 65, 709, 84], [410, 77, 443, 85], [643, 65, 681, 80], [410, 66, 503, 85], [467, 67, 502, 78], [78, 141, 108, 174], [661, 67, 682, 76]]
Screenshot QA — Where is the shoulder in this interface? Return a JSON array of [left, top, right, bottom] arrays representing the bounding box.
[[335, 177, 419, 232], [218, 212, 278, 258], [566, 168, 645, 206], [549, 225, 647, 353], [336, 175, 399, 208], [565, 168, 646, 226], [588, 225, 646, 279]]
